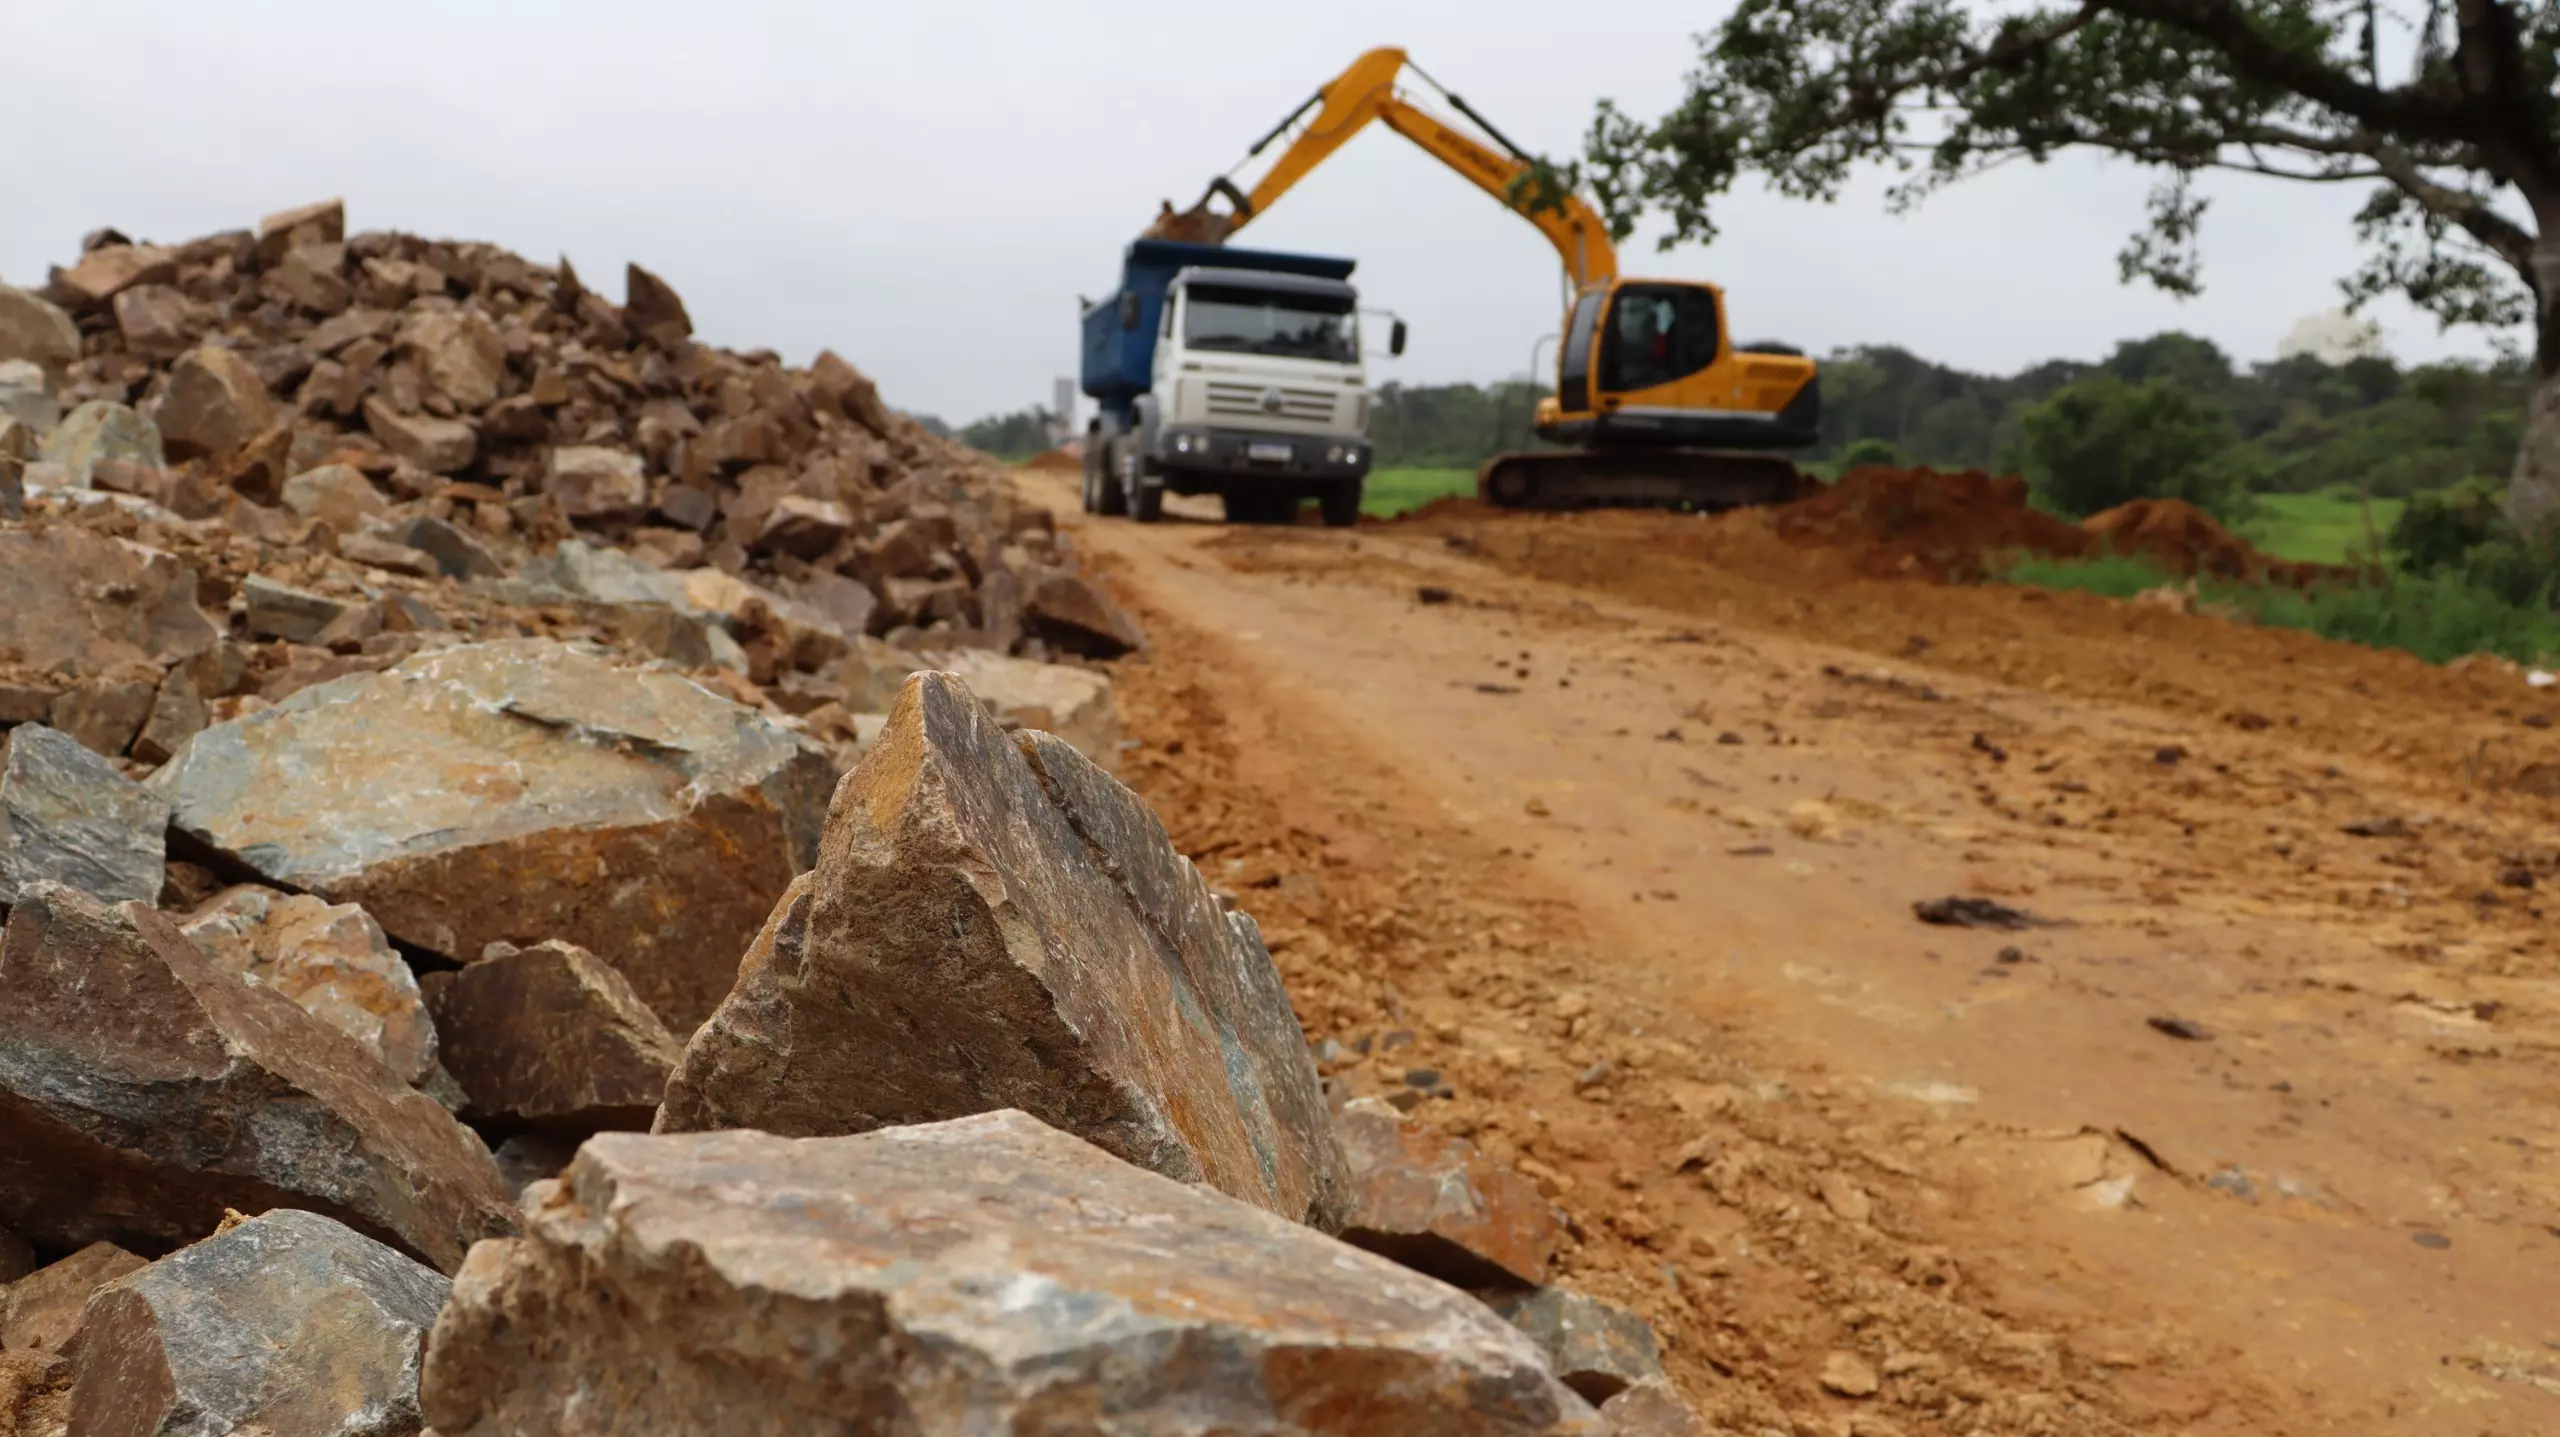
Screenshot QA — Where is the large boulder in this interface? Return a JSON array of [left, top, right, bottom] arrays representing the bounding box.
[[420, 940, 680, 1132], [0, 287, 80, 383], [0, 883, 515, 1272], [65, 1209, 448, 1437], [149, 345, 276, 461], [1332, 1096, 1566, 1290], [0, 724, 167, 907], [152, 639, 835, 1030], [419, 1113, 1595, 1436], [656, 671, 1349, 1229], [177, 886, 437, 1085]]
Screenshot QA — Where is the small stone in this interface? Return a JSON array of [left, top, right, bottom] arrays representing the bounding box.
[[418, 1113, 1591, 1435], [37, 400, 164, 488], [1819, 1170, 1875, 1224], [363, 397, 476, 474], [1332, 1097, 1565, 1288], [1023, 570, 1147, 657], [0, 882, 515, 1272], [1597, 1378, 1709, 1436], [278, 462, 387, 530], [65, 1208, 448, 1437], [241, 575, 351, 644], [178, 885, 438, 1084], [1488, 1287, 1667, 1405], [421, 940, 681, 1131], [0, 1242, 149, 1354], [0, 724, 168, 906], [152, 345, 278, 461], [542, 445, 647, 519], [1820, 1350, 1882, 1398], [622, 263, 692, 343], [392, 515, 503, 579]]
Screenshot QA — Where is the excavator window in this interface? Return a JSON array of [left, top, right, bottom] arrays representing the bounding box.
[[1597, 284, 1720, 395], [1557, 293, 1604, 413]]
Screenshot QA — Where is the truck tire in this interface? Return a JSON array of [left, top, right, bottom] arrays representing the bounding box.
[[1129, 481, 1165, 523], [1080, 442, 1109, 514], [1319, 482, 1362, 528]]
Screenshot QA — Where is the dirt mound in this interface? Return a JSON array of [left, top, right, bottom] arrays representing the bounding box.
[[2082, 497, 2355, 587], [1768, 465, 2093, 581], [1020, 449, 1080, 472]]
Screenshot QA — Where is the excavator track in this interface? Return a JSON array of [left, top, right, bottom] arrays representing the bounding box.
[[1477, 448, 1809, 512]]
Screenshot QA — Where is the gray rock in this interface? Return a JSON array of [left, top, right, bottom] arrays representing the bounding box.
[[0, 883, 514, 1272], [1596, 1378, 1709, 1435], [0, 360, 58, 437], [1024, 569, 1147, 658], [1487, 1288, 1666, 1405], [419, 1113, 1594, 1436], [391, 515, 502, 580], [0, 724, 167, 906], [657, 671, 1350, 1229], [153, 639, 835, 1030], [37, 402, 163, 490], [66, 1209, 449, 1437], [241, 575, 351, 643]]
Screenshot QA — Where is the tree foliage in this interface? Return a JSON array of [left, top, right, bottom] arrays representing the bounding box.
[[955, 407, 1056, 458], [2017, 371, 2243, 515]]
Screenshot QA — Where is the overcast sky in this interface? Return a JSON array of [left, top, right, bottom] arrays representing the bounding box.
[[0, 1, 2516, 426]]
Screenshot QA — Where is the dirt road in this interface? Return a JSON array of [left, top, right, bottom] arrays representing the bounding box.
[[1020, 472, 2560, 1436]]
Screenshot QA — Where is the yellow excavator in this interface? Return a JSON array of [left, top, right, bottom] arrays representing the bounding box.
[[1149, 47, 1819, 511]]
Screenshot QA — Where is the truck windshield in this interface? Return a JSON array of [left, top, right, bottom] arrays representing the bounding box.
[[1183, 284, 1356, 363]]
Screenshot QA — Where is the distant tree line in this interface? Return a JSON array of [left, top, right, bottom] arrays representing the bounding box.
[[954, 406, 1056, 459]]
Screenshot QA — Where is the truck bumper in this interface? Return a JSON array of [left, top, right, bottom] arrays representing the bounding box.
[[1157, 426, 1371, 485]]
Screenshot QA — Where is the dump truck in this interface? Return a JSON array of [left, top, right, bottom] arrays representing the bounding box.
[[1079, 238, 1403, 527]]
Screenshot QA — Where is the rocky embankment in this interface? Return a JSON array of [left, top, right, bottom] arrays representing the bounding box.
[[0, 202, 1692, 1434]]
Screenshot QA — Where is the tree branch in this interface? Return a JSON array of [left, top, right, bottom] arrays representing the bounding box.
[[2091, 0, 2488, 144]]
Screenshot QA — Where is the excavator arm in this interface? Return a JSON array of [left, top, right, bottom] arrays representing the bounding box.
[[1160, 46, 1619, 290]]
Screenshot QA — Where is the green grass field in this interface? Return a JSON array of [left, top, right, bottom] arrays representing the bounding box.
[[1361, 466, 1478, 518], [2239, 492, 2406, 565]]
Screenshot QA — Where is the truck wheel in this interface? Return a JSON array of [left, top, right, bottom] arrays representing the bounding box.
[[1319, 482, 1362, 528], [1129, 480, 1165, 524], [1079, 444, 1105, 514]]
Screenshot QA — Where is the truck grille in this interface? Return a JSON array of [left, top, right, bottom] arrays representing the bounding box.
[[1205, 381, 1338, 423]]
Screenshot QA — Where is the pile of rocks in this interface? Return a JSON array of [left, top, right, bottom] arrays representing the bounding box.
[[0, 203, 1700, 1435]]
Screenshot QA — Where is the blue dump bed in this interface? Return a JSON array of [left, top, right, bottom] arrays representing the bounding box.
[[1080, 239, 1357, 411]]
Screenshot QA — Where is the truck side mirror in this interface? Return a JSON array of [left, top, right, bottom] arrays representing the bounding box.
[[1119, 293, 1140, 331], [1390, 320, 1408, 357]]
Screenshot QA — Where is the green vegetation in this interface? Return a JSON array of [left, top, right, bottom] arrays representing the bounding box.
[[1361, 467, 1477, 518], [956, 406, 1056, 461], [2014, 372, 2241, 520], [2243, 492, 2405, 566]]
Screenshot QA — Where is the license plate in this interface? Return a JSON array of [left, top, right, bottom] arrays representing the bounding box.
[[1246, 441, 1293, 464]]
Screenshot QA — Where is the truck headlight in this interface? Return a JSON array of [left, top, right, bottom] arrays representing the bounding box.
[[1325, 444, 1347, 464], [1173, 434, 1195, 454]]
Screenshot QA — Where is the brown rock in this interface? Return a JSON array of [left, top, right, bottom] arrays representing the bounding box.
[[254, 199, 345, 268], [919, 647, 1120, 766], [1596, 1378, 1709, 1435], [240, 575, 350, 644], [807, 348, 892, 434], [45, 679, 156, 760], [1024, 569, 1147, 657], [37, 400, 164, 490], [1488, 1289, 1666, 1405], [130, 670, 208, 767], [0, 883, 514, 1272], [178, 885, 437, 1084], [0, 287, 80, 382], [278, 462, 387, 530], [0, 1228, 29, 1286], [267, 243, 352, 315], [0, 1243, 148, 1354], [363, 397, 476, 474], [1331, 1097, 1565, 1289], [657, 671, 1351, 1228], [542, 445, 646, 519], [64, 1209, 448, 1437], [152, 346, 276, 461], [0, 528, 215, 684], [419, 1113, 1593, 1435], [156, 639, 836, 1031], [782, 569, 878, 646], [109, 284, 193, 359], [850, 514, 942, 582], [307, 305, 393, 355], [654, 481, 717, 531], [398, 308, 506, 412], [1818, 1350, 1881, 1399], [421, 940, 681, 1132], [339, 532, 440, 579], [621, 263, 691, 344], [750, 494, 851, 559], [56, 245, 178, 306]]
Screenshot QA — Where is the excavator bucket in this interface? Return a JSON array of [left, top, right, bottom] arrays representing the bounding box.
[[1140, 199, 1235, 245]]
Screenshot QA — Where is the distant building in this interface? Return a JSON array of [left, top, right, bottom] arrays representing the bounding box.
[[2277, 310, 2386, 366]]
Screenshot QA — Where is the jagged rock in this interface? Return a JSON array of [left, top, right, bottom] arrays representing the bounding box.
[[0, 1243, 148, 1354], [421, 941, 680, 1132], [278, 462, 388, 529], [542, 445, 645, 519], [1596, 1378, 1708, 1435], [751, 495, 852, 559], [0, 1348, 69, 1437], [780, 569, 878, 645], [154, 639, 835, 1030], [807, 348, 891, 435], [1487, 1289, 1666, 1405], [363, 398, 475, 473], [0, 288, 79, 382], [622, 263, 691, 343], [920, 647, 1119, 766], [0, 883, 513, 1271], [657, 671, 1350, 1227], [151, 346, 277, 461], [0, 364, 57, 442], [0, 724, 168, 906], [1331, 1097, 1565, 1289], [269, 243, 352, 315], [110, 284, 194, 359], [241, 575, 350, 643], [130, 669, 209, 767], [254, 199, 345, 268], [178, 886, 437, 1084], [46, 678, 157, 758], [35, 401, 163, 489], [397, 308, 505, 412], [65, 1209, 448, 1437], [675, 567, 849, 675], [391, 515, 501, 579], [1024, 570, 1147, 658], [419, 1112, 1593, 1435], [57, 245, 178, 306], [0, 528, 215, 702]]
